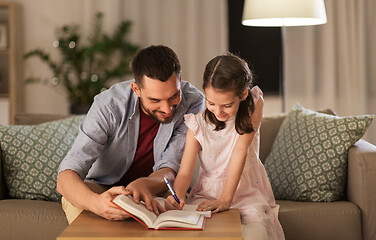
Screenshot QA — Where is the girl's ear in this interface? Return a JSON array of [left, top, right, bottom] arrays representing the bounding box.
[[241, 88, 248, 101]]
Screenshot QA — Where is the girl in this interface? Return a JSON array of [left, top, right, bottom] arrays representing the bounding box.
[[165, 53, 285, 240]]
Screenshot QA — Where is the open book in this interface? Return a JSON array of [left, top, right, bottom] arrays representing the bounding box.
[[112, 194, 212, 230]]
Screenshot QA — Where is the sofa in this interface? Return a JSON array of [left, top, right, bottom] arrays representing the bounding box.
[[0, 114, 70, 240], [0, 112, 375, 240]]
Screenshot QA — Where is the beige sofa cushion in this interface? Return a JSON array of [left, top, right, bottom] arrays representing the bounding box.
[[260, 113, 286, 163], [278, 200, 361, 240], [14, 113, 69, 125], [0, 199, 68, 240]]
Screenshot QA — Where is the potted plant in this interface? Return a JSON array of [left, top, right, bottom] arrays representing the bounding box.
[[24, 12, 139, 114]]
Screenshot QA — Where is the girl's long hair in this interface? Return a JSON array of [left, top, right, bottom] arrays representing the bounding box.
[[203, 53, 255, 135]]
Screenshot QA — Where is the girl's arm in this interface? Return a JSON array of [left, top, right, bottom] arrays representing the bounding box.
[[196, 131, 255, 213], [197, 92, 264, 213], [165, 129, 200, 209]]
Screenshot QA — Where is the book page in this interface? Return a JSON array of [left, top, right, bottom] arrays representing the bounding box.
[[113, 195, 211, 229], [112, 195, 157, 227], [154, 197, 212, 218], [153, 210, 200, 226], [155, 215, 205, 229], [181, 205, 212, 218]]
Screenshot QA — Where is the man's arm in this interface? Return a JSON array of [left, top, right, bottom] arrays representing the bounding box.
[[57, 170, 130, 221]]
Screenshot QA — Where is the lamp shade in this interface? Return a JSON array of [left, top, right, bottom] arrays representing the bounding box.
[[242, 0, 327, 27]]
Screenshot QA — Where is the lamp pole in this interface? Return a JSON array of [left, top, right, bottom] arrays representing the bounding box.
[[241, 0, 327, 113]]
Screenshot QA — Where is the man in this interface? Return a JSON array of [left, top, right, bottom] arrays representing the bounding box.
[[57, 45, 204, 224]]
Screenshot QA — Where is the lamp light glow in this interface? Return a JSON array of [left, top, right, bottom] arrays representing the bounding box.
[[242, 0, 327, 27]]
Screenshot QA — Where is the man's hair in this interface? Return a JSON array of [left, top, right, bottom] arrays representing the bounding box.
[[131, 45, 181, 87], [203, 53, 255, 135]]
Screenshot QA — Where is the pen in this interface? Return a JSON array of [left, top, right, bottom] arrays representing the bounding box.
[[164, 177, 180, 204]]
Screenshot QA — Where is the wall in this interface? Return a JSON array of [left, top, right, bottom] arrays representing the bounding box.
[[3, 1, 372, 144], [0, 98, 9, 124], [7, 0, 228, 116]]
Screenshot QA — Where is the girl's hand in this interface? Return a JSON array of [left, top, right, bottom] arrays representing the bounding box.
[[196, 199, 231, 213], [165, 195, 185, 210]]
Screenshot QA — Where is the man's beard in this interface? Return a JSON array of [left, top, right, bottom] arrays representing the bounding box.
[[139, 98, 177, 123]]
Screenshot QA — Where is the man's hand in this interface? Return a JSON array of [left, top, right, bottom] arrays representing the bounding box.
[[89, 186, 131, 221], [57, 170, 132, 221], [196, 199, 231, 214], [126, 178, 166, 215]]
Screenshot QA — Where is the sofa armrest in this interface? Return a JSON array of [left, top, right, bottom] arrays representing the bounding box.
[[347, 139, 376, 240], [14, 113, 68, 125]]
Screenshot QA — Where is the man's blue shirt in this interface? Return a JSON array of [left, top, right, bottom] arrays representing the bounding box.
[[58, 80, 204, 185]]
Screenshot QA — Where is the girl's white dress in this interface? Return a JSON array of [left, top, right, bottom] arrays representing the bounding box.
[[185, 88, 285, 240]]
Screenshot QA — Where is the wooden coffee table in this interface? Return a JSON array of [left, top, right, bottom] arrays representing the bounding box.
[[57, 209, 242, 240]]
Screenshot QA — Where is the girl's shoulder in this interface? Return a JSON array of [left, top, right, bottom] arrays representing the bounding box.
[[184, 110, 206, 130], [184, 111, 209, 145], [250, 86, 263, 103], [184, 110, 205, 122]]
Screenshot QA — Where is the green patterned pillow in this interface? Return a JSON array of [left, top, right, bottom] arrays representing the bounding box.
[[264, 103, 374, 202], [0, 115, 85, 202]]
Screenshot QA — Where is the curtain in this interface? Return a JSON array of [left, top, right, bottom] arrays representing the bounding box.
[[21, 0, 228, 114], [284, 0, 376, 144]]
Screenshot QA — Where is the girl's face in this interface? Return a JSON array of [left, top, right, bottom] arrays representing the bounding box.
[[204, 86, 247, 122]]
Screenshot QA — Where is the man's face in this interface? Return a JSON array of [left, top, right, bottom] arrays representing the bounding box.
[[131, 73, 182, 123]]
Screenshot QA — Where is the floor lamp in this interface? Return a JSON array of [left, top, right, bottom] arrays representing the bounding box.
[[241, 0, 327, 112]]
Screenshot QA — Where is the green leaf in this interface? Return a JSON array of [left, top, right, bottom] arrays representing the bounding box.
[[23, 12, 139, 106]]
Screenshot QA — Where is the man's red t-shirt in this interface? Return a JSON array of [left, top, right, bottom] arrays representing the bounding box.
[[115, 108, 159, 187]]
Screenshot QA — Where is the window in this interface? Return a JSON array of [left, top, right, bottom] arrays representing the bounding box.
[[228, 0, 282, 95]]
